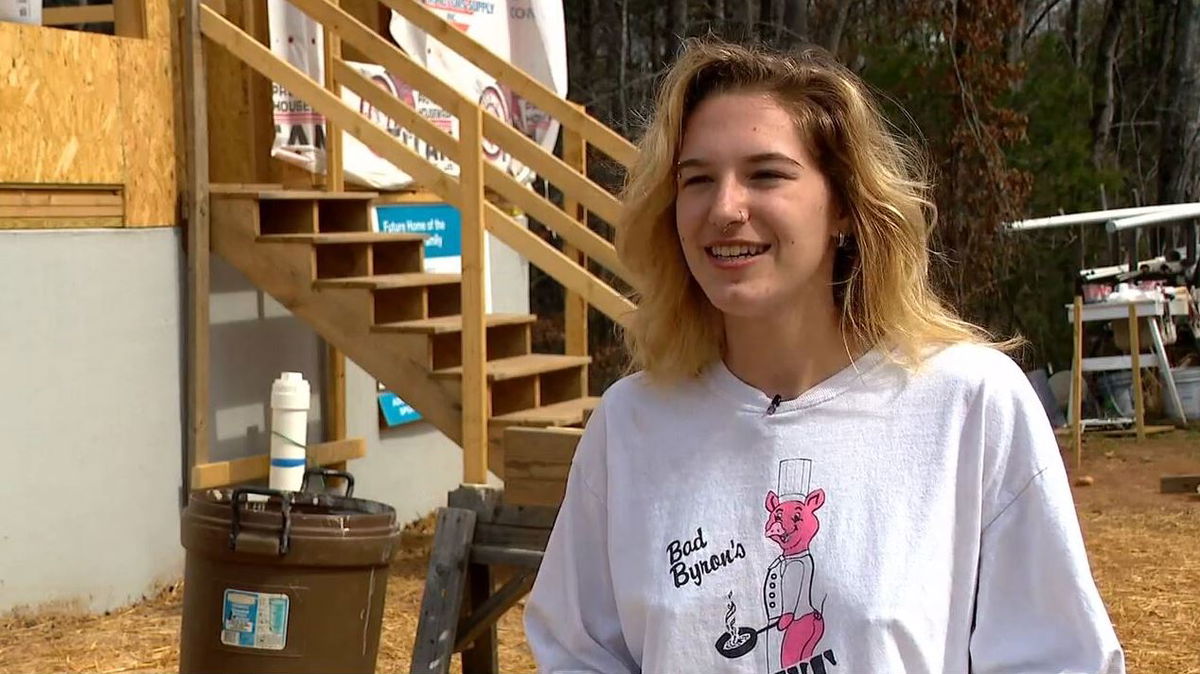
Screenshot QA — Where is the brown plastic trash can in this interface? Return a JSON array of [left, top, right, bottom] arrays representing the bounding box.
[[179, 476, 401, 674]]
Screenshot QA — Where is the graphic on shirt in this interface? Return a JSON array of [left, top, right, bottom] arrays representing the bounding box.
[[714, 458, 838, 673]]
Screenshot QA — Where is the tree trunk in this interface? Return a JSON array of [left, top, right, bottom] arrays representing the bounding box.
[[618, 0, 630, 132], [744, 0, 758, 40], [712, 0, 725, 34], [1159, 0, 1200, 202], [668, 0, 689, 51], [782, 0, 808, 46], [825, 1, 852, 54], [1090, 0, 1127, 167], [1067, 0, 1082, 67]]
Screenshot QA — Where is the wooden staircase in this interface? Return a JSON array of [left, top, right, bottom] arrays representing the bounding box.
[[209, 188, 599, 477]]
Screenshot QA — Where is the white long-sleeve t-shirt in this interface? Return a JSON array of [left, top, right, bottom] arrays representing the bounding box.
[[524, 343, 1124, 674]]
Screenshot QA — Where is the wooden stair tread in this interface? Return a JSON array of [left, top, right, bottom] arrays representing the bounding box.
[[258, 232, 425, 244], [314, 272, 461, 289], [373, 313, 536, 334], [491, 397, 600, 427], [212, 187, 379, 201], [434, 354, 591, 381]]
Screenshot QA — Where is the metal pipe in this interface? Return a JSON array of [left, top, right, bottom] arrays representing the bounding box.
[[1107, 203, 1200, 232], [1004, 205, 1181, 231]]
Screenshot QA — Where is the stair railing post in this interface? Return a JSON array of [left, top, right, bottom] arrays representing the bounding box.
[[321, 7, 348, 454], [460, 104, 489, 485], [562, 104, 589, 393]]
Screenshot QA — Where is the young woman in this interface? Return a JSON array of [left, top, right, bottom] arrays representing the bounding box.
[[523, 39, 1124, 674]]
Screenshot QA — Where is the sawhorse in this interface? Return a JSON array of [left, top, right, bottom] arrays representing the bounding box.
[[409, 486, 556, 674]]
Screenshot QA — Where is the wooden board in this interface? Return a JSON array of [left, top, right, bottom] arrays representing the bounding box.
[[502, 426, 582, 507], [491, 396, 598, 427], [1160, 474, 1200, 494], [189, 438, 367, 489], [434, 354, 590, 382], [411, 508, 476, 674], [0, 24, 124, 185], [118, 41, 176, 226]]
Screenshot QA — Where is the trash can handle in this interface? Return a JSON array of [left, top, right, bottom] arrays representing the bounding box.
[[301, 467, 355, 498], [229, 487, 292, 556]]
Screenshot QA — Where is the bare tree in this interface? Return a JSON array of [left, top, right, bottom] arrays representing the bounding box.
[[1090, 0, 1126, 166], [744, 0, 758, 41], [712, 0, 725, 34], [668, 0, 689, 56], [782, 0, 808, 45], [619, 0, 630, 131], [826, 1, 852, 54], [1066, 0, 1082, 68], [1159, 0, 1200, 202]]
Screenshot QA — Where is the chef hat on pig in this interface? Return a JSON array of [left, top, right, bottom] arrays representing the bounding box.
[[777, 458, 812, 501]]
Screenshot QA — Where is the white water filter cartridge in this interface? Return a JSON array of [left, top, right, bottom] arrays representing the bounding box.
[[269, 372, 310, 491]]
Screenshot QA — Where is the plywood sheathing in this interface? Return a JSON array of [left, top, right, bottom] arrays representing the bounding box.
[[0, 23, 124, 185], [119, 41, 176, 226], [146, 0, 172, 43], [204, 0, 275, 184]]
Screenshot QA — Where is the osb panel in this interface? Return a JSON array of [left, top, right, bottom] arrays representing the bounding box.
[[0, 23, 123, 184], [118, 41, 176, 226], [145, 0, 172, 43]]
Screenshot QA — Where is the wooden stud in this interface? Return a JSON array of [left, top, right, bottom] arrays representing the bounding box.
[[114, 0, 147, 37], [461, 105, 489, 485], [322, 1, 344, 193], [184, 0, 213, 480], [42, 4, 116, 24], [1129, 304, 1145, 440], [410, 508, 477, 674], [1072, 295, 1083, 470], [325, 341, 347, 443]]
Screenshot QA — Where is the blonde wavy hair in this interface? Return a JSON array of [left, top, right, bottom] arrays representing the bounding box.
[[616, 38, 994, 382]]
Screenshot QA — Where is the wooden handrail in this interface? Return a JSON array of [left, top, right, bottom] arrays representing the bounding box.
[[485, 204, 635, 327], [376, 0, 638, 169], [199, 4, 460, 199], [481, 114, 622, 227], [332, 58, 460, 160], [484, 162, 629, 279]]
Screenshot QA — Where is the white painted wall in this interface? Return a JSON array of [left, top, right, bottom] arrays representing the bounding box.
[[0, 229, 184, 614]]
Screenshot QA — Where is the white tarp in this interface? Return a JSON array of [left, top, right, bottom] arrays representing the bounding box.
[[268, 0, 567, 190]]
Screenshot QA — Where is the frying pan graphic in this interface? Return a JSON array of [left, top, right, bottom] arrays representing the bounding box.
[[713, 618, 780, 659]]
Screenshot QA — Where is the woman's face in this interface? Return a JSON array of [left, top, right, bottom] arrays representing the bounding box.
[[674, 92, 844, 322]]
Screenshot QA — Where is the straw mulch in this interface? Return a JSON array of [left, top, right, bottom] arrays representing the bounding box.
[[1, 431, 1196, 674]]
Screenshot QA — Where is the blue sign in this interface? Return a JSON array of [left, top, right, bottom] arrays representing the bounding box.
[[376, 203, 462, 259], [378, 391, 422, 427], [374, 202, 463, 428]]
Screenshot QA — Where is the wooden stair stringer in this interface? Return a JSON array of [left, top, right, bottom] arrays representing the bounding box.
[[210, 197, 465, 446]]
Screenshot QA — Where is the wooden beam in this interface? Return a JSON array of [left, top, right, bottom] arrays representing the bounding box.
[[0, 205, 123, 218], [42, 4, 116, 25], [198, 5, 461, 202], [484, 204, 635, 328], [376, 0, 637, 168], [325, 341, 346, 442], [1160, 474, 1200, 494], [502, 426, 582, 507], [461, 105, 489, 486], [190, 438, 366, 490], [1129, 304, 1145, 440], [459, 563, 500, 672], [454, 569, 535, 654], [185, 0, 213, 479]]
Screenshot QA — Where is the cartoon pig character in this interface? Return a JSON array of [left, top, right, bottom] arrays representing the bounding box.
[[762, 488, 826, 671]]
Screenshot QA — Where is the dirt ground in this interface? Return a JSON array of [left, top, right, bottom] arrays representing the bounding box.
[[1, 431, 1197, 674]]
